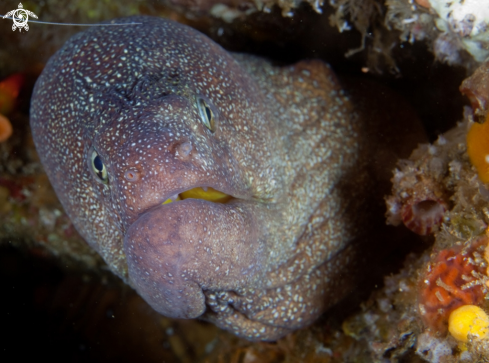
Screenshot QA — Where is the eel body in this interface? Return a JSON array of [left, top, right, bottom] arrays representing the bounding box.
[[30, 16, 401, 340]]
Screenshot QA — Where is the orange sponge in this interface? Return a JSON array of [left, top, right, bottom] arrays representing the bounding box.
[[0, 114, 12, 142], [467, 114, 489, 183]]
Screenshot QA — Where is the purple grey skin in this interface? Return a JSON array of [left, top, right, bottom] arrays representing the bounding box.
[[30, 16, 407, 340]]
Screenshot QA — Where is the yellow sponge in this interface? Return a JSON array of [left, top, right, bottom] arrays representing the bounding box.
[[448, 305, 489, 342]]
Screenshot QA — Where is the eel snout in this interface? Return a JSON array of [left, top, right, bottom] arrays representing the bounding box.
[[123, 198, 267, 319]]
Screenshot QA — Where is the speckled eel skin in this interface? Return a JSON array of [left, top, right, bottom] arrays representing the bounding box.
[[30, 16, 395, 340]]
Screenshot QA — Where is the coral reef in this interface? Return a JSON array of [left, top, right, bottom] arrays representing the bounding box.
[[460, 59, 489, 122], [384, 0, 483, 69], [427, 0, 489, 63], [341, 253, 427, 361], [419, 236, 488, 336], [329, 0, 489, 72], [177, 0, 489, 72], [0, 0, 480, 88], [342, 58, 489, 362]]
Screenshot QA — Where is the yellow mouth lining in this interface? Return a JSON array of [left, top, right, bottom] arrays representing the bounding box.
[[162, 187, 232, 205]]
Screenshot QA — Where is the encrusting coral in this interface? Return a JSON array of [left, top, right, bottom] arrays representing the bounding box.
[[418, 236, 488, 336]]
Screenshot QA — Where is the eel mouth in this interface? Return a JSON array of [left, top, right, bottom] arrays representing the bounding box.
[[162, 186, 233, 205], [124, 184, 261, 320]]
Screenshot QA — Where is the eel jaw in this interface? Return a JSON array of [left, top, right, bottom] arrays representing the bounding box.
[[123, 196, 267, 320]]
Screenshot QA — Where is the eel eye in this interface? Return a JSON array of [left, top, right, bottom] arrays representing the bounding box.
[[91, 150, 108, 184], [197, 97, 215, 132]]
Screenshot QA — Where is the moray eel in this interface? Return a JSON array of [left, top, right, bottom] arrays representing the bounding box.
[[30, 16, 403, 340]]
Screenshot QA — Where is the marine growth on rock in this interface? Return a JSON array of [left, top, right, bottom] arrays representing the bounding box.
[[418, 237, 488, 336]]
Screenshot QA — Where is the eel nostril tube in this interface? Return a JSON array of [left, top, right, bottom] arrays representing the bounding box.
[[124, 169, 140, 182], [176, 141, 193, 159]]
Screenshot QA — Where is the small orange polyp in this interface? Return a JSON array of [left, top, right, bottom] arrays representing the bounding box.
[[467, 114, 489, 183], [0, 73, 24, 116], [0, 114, 12, 142]]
